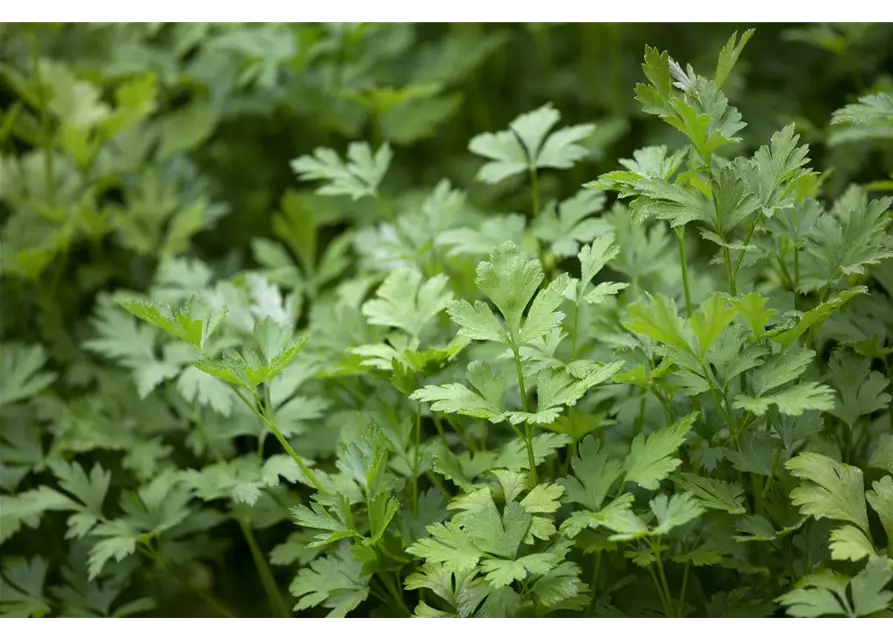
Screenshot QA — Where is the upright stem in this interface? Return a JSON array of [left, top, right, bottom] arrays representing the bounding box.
[[239, 518, 289, 618], [587, 550, 603, 614], [677, 560, 691, 617], [722, 246, 737, 296], [652, 538, 674, 617], [676, 227, 693, 316], [529, 165, 540, 219], [411, 406, 421, 515], [513, 346, 537, 488], [232, 387, 323, 492]]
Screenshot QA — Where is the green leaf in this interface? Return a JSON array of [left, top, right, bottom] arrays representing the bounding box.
[[0, 556, 50, 618], [520, 483, 564, 514], [734, 381, 836, 417], [650, 492, 705, 535], [0, 342, 56, 408], [411, 361, 508, 423], [366, 493, 400, 545], [850, 557, 893, 617], [778, 571, 850, 618], [291, 142, 392, 201], [829, 525, 876, 562], [87, 520, 139, 579], [560, 436, 622, 512], [732, 292, 778, 338], [289, 546, 370, 618], [752, 347, 816, 395], [866, 476, 893, 553], [475, 241, 545, 336], [785, 452, 869, 533], [673, 473, 746, 514], [157, 100, 218, 160], [192, 328, 308, 390], [622, 412, 696, 490], [832, 92, 893, 126], [50, 460, 110, 521], [468, 103, 593, 184], [690, 295, 737, 355], [291, 499, 358, 548], [361, 269, 452, 339], [405, 521, 482, 571], [826, 348, 891, 428], [714, 29, 755, 88], [531, 190, 611, 258], [120, 296, 225, 354], [623, 293, 694, 355], [869, 435, 893, 473]]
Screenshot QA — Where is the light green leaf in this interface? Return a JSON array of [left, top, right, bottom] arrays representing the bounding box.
[[623, 412, 696, 490], [786, 452, 869, 533]]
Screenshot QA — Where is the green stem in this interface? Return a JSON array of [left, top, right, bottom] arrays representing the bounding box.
[[239, 518, 289, 618], [651, 388, 675, 425], [445, 414, 478, 451], [677, 559, 690, 617], [652, 538, 674, 617], [380, 572, 412, 617], [647, 563, 673, 617], [633, 393, 647, 438], [411, 406, 421, 516], [587, 550, 603, 614], [676, 227, 693, 316], [232, 387, 323, 492], [732, 212, 763, 278], [722, 245, 737, 296], [432, 414, 450, 448], [512, 346, 537, 488], [529, 165, 540, 219], [751, 473, 764, 515]]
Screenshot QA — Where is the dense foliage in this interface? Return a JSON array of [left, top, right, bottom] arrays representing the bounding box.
[[2, 22, 893, 619]]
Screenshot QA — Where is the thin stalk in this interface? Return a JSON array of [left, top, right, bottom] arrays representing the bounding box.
[[751, 473, 764, 515], [587, 550, 603, 614], [651, 387, 675, 425], [570, 298, 582, 358], [512, 346, 537, 488], [445, 414, 479, 451], [529, 165, 540, 219], [239, 518, 289, 618], [677, 560, 691, 618], [652, 538, 674, 617], [432, 414, 450, 448], [722, 246, 737, 296], [380, 573, 412, 617], [633, 393, 647, 438], [231, 387, 323, 492], [369, 583, 393, 608], [732, 212, 763, 277], [411, 406, 421, 516], [676, 227, 693, 316], [647, 563, 673, 618]]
